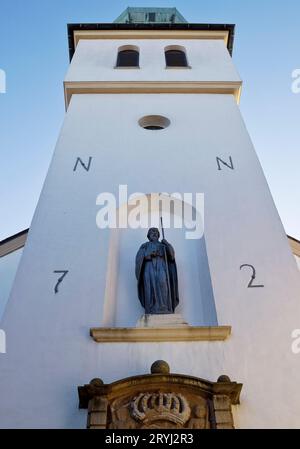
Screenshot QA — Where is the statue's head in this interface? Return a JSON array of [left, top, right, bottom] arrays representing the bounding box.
[[147, 227, 160, 242]]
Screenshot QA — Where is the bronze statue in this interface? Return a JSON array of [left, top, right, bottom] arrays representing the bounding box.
[[135, 227, 179, 314]]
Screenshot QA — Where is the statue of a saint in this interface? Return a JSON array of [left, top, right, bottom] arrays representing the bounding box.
[[135, 228, 179, 314]]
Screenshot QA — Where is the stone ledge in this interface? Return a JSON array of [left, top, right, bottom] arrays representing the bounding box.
[[90, 325, 231, 343], [64, 81, 242, 108]]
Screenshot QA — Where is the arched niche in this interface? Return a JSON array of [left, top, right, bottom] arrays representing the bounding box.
[[101, 194, 217, 328]]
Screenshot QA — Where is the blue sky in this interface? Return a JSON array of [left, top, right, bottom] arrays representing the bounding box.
[[0, 0, 299, 240]]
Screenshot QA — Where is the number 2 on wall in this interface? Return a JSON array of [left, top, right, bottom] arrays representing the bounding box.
[[240, 264, 264, 288]]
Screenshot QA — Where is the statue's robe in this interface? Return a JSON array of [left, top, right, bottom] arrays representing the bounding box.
[[135, 240, 179, 314]]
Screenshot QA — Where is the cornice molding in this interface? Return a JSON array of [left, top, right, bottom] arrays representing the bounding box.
[[64, 80, 242, 108], [73, 29, 229, 47], [90, 325, 231, 343]]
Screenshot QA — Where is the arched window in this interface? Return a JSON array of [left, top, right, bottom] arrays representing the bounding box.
[[116, 46, 139, 68], [165, 46, 188, 68]]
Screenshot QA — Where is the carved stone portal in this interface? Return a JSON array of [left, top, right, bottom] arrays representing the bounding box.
[[78, 360, 242, 429]]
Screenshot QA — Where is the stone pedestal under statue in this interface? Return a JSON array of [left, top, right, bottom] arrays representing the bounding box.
[[136, 313, 189, 328]]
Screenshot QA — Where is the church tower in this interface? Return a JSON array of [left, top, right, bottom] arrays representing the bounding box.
[[1, 8, 300, 429]]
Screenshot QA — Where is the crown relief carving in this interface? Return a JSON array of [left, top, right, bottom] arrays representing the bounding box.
[[131, 392, 191, 426], [78, 361, 242, 429]]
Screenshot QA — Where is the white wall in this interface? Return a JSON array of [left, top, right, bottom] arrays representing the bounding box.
[[1, 243, 298, 330], [1, 93, 300, 429], [0, 248, 23, 321], [65, 39, 240, 83]]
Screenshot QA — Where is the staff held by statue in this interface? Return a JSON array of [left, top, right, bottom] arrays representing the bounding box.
[[160, 216, 172, 308]]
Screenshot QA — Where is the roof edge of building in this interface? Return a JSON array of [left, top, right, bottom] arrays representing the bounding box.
[[67, 22, 235, 61], [0, 228, 29, 258]]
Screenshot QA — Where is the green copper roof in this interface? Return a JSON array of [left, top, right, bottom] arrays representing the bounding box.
[[114, 7, 187, 24]]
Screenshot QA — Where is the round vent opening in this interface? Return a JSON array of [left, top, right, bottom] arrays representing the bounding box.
[[138, 115, 170, 130]]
